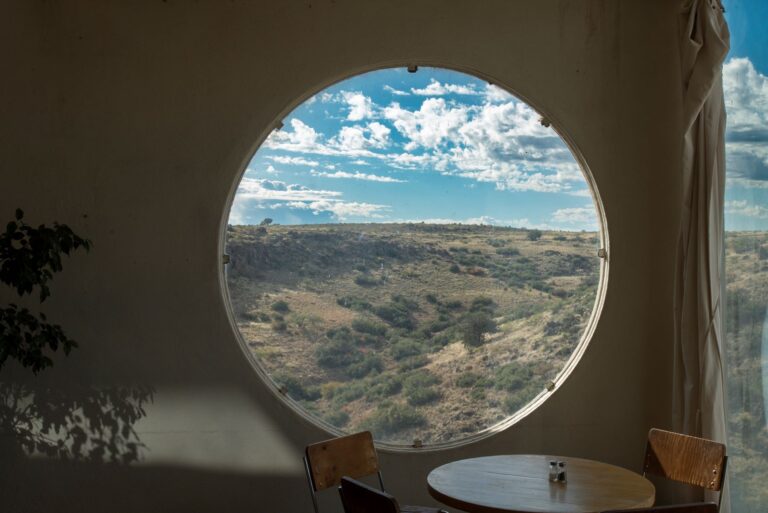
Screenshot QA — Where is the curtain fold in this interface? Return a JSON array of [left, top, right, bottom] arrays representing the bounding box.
[[673, 0, 730, 510]]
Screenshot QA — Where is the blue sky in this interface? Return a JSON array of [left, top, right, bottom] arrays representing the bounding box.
[[724, 0, 768, 230], [229, 1, 768, 232], [230, 68, 598, 231]]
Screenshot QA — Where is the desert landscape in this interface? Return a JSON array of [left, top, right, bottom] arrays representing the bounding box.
[[226, 222, 601, 444]]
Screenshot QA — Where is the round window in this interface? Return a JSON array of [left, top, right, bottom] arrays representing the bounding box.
[[224, 67, 606, 448]]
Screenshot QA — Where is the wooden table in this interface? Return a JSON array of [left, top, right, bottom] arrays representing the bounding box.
[[427, 455, 655, 513]]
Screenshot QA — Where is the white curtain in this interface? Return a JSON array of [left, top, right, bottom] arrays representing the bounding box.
[[673, 0, 730, 509]]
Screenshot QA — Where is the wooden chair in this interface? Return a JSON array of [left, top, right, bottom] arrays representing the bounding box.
[[339, 476, 401, 513], [643, 428, 727, 509], [602, 503, 718, 513], [304, 431, 446, 513]]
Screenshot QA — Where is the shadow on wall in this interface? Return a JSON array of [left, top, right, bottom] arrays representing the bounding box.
[[1, 458, 310, 513], [0, 382, 153, 463]]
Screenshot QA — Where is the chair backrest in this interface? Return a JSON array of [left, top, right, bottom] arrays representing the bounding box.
[[305, 431, 381, 492], [339, 476, 400, 513], [643, 428, 727, 491], [602, 503, 718, 513]]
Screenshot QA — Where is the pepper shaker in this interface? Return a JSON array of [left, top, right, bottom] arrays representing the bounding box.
[[557, 461, 567, 483]]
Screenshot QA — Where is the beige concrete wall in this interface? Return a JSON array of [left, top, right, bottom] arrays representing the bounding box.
[[0, 1, 683, 511]]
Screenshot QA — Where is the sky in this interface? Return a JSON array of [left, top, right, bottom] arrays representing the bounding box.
[[723, 0, 768, 230], [230, 68, 597, 231], [229, 0, 768, 232]]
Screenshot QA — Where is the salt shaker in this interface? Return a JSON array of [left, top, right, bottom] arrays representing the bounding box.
[[548, 460, 558, 482], [557, 461, 567, 483]]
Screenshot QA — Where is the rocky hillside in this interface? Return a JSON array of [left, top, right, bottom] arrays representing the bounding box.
[[226, 223, 601, 445]]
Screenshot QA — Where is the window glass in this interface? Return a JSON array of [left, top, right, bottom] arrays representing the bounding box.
[[724, 1, 768, 510], [225, 68, 604, 446]]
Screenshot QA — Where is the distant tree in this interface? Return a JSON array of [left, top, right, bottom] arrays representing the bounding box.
[[259, 218, 273, 226], [271, 300, 290, 313], [527, 229, 543, 241], [461, 312, 496, 348]]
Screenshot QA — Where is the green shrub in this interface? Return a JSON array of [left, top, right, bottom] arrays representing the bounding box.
[[352, 318, 387, 337], [503, 387, 539, 414], [469, 296, 495, 312], [355, 274, 381, 287], [444, 300, 463, 310], [366, 375, 403, 399], [392, 295, 419, 311], [362, 402, 426, 437], [256, 311, 272, 322], [271, 300, 290, 313], [390, 338, 424, 360], [272, 373, 321, 401], [325, 410, 350, 427], [271, 319, 288, 331], [496, 247, 521, 256], [449, 263, 461, 273], [487, 238, 506, 248], [456, 372, 481, 388], [470, 388, 486, 401], [427, 319, 452, 333], [406, 387, 441, 406], [336, 296, 373, 312], [398, 354, 429, 371], [332, 382, 365, 404], [347, 354, 384, 378], [428, 331, 454, 350], [424, 293, 438, 304], [494, 362, 533, 392], [403, 372, 440, 391], [374, 302, 415, 330], [315, 332, 363, 369], [527, 229, 543, 241]]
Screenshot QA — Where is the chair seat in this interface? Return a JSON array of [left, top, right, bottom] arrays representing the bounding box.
[[401, 504, 447, 513]]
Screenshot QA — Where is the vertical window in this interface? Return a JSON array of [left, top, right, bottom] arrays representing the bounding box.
[[724, 1, 768, 510]]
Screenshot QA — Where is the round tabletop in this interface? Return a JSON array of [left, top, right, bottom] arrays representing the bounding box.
[[427, 455, 655, 513]]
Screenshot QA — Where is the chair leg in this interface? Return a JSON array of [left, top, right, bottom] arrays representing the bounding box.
[[304, 457, 321, 513]]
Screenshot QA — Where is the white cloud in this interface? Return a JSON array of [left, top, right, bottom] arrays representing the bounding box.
[[551, 206, 598, 229], [725, 200, 768, 219], [236, 177, 341, 202], [566, 188, 593, 198], [264, 119, 321, 152], [264, 119, 385, 159], [310, 170, 405, 183], [724, 58, 768, 185], [367, 122, 391, 147], [384, 85, 410, 96], [411, 79, 480, 96], [394, 216, 543, 229], [341, 91, 374, 121], [383, 98, 469, 149], [265, 84, 585, 195], [485, 84, 514, 103], [233, 177, 389, 221], [724, 58, 768, 131], [443, 100, 582, 192], [278, 199, 389, 220], [268, 155, 320, 166]]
